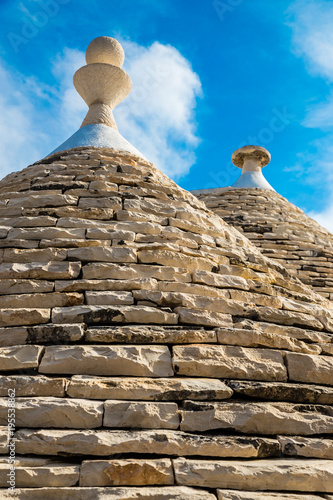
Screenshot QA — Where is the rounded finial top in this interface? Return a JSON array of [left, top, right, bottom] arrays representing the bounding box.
[[232, 145, 271, 169], [85, 36, 125, 67]]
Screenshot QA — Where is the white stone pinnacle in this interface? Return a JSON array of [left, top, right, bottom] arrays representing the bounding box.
[[74, 36, 132, 130], [231, 145, 275, 191], [49, 36, 146, 159]]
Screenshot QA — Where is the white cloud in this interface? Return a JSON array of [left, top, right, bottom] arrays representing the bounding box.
[[287, 0, 333, 232], [0, 39, 201, 182], [115, 40, 202, 178]]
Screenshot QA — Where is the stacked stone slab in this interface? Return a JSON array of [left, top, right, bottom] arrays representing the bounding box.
[[0, 147, 332, 498], [193, 187, 333, 300]]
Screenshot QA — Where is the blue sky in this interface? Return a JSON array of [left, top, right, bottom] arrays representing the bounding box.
[[1, 0, 333, 230]]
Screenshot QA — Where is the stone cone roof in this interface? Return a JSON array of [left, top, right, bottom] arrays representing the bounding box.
[[193, 186, 333, 301], [0, 146, 332, 498]]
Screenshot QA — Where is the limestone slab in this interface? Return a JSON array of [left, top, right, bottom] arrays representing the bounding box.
[[26, 323, 84, 343], [192, 270, 249, 290], [39, 345, 173, 377], [67, 375, 232, 401], [286, 352, 333, 385], [55, 278, 158, 293], [0, 397, 103, 428], [103, 401, 179, 429], [84, 325, 216, 344], [86, 291, 134, 305], [0, 279, 54, 296], [279, 436, 333, 459], [217, 327, 321, 354], [173, 345, 287, 381], [180, 401, 333, 435], [0, 463, 79, 487], [226, 380, 333, 404], [173, 458, 333, 491], [175, 307, 233, 327], [0, 426, 9, 453], [79, 459, 174, 486], [82, 263, 191, 282], [68, 247, 137, 263], [15, 429, 279, 458], [0, 375, 65, 397], [0, 262, 81, 279], [0, 292, 83, 309], [217, 491, 323, 500], [0, 486, 217, 499], [0, 326, 27, 346], [52, 305, 178, 325], [0, 308, 50, 326], [0, 345, 43, 371]]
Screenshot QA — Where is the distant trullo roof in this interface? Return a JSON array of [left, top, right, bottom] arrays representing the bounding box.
[[193, 145, 333, 301], [0, 37, 333, 499]]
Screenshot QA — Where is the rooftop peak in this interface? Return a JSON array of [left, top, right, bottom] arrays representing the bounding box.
[[73, 36, 132, 130], [231, 145, 275, 191]]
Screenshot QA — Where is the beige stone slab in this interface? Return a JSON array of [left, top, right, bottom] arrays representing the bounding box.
[[78, 197, 121, 209], [0, 397, 103, 428], [40, 238, 111, 248], [180, 401, 333, 435], [84, 326, 216, 344], [86, 291, 134, 305], [286, 352, 333, 385], [103, 401, 179, 429], [55, 278, 158, 292], [0, 326, 27, 346], [0, 292, 83, 309], [86, 227, 135, 240], [0, 463, 79, 487], [157, 281, 230, 299], [68, 247, 137, 263], [192, 270, 249, 290], [217, 490, 324, 499], [217, 327, 320, 354], [279, 436, 333, 459], [226, 380, 333, 404], [0, 308, 50, 326], [173, 458, 333, 491], [0, 426, 9, 453], [7, 193, 78, 208], [0, 262, 81, 279], [0, 279, 54, 296], [173, 345, 287, 381], [0, 345, 43, 371], [15, 429, 279, 458], [82, 263, 191, 282], [175, 307, 233, 327], [256, 306, 324, 331], [67, 376, 232, 400], [26, 323, 84, 343], [0, 486, 217, 499], [79, 459, 174, 486], [7, 227, 85, 240], [2, 247, 68, 262], [52, 305, 178, 325], [0, 375, 65, 397], [39, 345, 173, 377], [137, 249, 216, 272]]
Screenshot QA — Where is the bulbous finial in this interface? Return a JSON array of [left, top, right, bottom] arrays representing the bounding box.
[[232, 145, 271, 171], [231, 145, 275, 190], [85, 36, 125, 67], [73, 36, 132, 130]]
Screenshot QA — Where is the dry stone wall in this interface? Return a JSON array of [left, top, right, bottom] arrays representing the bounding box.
[[0, 148, 332, 498], [193, 188, 333, 300]]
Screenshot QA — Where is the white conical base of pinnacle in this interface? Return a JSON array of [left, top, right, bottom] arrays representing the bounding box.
[[231, 170, 275, 191], [48, 123, 146, 160]]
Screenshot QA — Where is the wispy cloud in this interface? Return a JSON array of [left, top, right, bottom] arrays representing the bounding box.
[[287, 0, 333, 232], [0, 39, 201, 182]]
